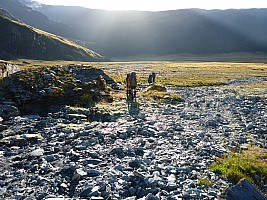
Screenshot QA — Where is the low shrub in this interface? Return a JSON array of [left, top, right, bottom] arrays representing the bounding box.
[[210, 146, 267, 185]]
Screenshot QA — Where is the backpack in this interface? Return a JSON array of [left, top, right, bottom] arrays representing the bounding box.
[[130, 72, 137, 87]]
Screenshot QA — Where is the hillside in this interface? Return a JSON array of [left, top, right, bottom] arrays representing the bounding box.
[[36, 6, 267, 58], [0, 9, 104, 61], [0, 0, 76, 39]]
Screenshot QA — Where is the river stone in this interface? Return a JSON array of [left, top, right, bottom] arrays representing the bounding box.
[[76, 168, 87, 176], [30, 148, 44, 157], [23, 134, 43, 141], [66, 113, 87, 120], [86, 159, 102, 165], [167, 174, 176, 183], [90, 197, 104, 200], [246, 123, 255, 130], [0, 124, 7, 131], [205, 118, 218, 127], [167, 182, 178, 191], [145, 193, 159, 200], [0, 105, 20, 118], [133, 171, 146, 179], [87, 169, 102, 177], [46, 154, 57, 162], [129, 159, 141, 168], [80, 186, 93, 197]]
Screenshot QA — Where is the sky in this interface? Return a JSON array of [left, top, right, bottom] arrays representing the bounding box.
[[34, 0, 267, 11]]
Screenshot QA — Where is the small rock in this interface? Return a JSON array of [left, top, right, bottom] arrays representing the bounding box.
[[46, 155, 57, 162], [0, 124, 7, 132], [133, 171, 146, 179], [80, 187, 93, 197], [167, 182, 178, 191], [129, 159, 141, 168], [86, 159, 102, 165], [167, 174, 176, 183], [87, 169, 102, 177], [145, 193, 159, 200], [30, 148, 44, 157], [76, 168, 87, 176], [246, 123, 255, 130], [0, 105, 20, 118]]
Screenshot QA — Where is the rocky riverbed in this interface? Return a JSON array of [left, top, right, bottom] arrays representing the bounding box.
[[0, 76, 267, 199]]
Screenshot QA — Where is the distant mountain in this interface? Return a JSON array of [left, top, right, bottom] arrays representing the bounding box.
[[0, 9, 104, 61], [17, 0, 40, 8], [0, 0, 77, 39], [2, 0, 267, 59], [36, 6, 267, 58]]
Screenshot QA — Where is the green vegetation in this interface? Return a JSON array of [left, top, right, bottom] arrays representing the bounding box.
[[14, 60, 267, 88], [93, 61, 267, 87], [210, 146, 267, 185], [141, 84, 182, 102], [197, 178, 213, 187]]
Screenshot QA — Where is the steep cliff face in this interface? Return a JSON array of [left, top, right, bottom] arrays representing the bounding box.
[[0, 10, 104, 61]]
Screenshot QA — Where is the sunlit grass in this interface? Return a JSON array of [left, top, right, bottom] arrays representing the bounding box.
[[210, 146, 267, 185], [8, 60, 267, 88], [93, 61, 267, 87], [141, 84, 182, 102]]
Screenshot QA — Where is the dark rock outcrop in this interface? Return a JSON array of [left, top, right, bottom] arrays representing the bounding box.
[[0, 65, 116, 114], [225, 178, 266, 200], [0, 105, 20, 119]]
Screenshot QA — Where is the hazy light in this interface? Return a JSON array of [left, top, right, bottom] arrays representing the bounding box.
[[34, 0, 267, 11]]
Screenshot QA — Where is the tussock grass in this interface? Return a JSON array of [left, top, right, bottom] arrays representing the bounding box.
[[8, 60, 267, 89], [210, 146, 267, 185], [93, 61, 267, 87], [141, 84, 182, 102]]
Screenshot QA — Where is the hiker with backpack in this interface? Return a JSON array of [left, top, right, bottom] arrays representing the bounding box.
[[126, 73, 131, 97], [148, 72, 156, 85], [126, 71, 137, 101]]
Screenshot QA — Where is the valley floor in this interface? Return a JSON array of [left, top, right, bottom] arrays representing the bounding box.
[[0, 74, 266, 199]]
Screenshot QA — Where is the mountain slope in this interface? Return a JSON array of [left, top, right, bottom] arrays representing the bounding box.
[[0, 10, 104, 61], [36, 6, 267, 57], [0, 0, 77, 39]]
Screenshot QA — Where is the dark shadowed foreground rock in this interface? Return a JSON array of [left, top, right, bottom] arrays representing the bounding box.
[[225, 178, 266, 200], [0, 105, 20, 118]]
